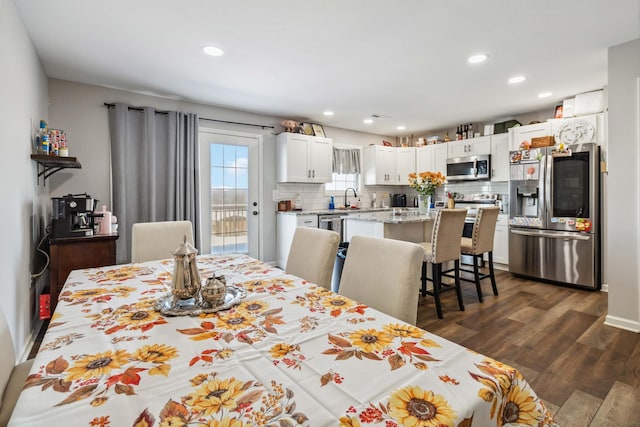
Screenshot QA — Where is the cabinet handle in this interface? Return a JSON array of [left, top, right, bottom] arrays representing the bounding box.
[[307, 170, 311, 178], [312, 170, 315, 178]]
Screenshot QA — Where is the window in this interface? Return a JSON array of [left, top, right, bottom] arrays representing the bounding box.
[[325, 146, 361, 194], [325, 172, 360, 193]]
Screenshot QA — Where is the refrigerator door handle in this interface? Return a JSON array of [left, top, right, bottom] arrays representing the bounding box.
[[511, 229, 591, 240], [473, 159, 478, 177]]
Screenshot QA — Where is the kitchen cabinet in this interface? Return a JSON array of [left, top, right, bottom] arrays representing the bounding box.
[[395, 147, 416, 185], [487, 214, 509, 266], [508, 122, 551, 151], [49, 234, 118, 310], [416, 143, 447, 175], [447, 136, 491, 157], [276, 213, 318, 268], [277, 133, 332, 183], [490, 133, 509, 182], [363, 145, 415, 185]]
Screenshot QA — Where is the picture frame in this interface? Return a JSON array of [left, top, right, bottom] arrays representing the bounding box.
[[311, 124, 325, 138], [300, 122, 314, 136]]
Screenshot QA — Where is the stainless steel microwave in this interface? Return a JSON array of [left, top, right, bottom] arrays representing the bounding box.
[[446, 154, 491, 181]]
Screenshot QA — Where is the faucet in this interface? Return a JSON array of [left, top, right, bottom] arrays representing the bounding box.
[[344, 187, 357, 208]]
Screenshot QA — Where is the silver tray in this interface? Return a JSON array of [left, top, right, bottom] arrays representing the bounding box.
[[155, 285, 247, 316]]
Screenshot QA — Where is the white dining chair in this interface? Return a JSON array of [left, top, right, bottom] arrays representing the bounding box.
[[131, 220, 194, 263], [0, 308, 34, 426], [285, 227, 340, 290], [338, 235, 424, 325]]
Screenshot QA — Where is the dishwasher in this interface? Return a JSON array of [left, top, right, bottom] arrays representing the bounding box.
[[318, 213, 345, 242], [319, 213, 347, 292]]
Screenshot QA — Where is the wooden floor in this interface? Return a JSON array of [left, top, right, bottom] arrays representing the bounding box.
[[417, 269, 640, 427]]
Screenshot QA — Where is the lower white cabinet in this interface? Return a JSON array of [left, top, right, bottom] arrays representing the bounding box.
[[490, 214, 509, 266], [276, 214, 318, 268]]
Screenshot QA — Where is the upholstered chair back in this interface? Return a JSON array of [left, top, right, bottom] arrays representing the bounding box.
[[131, 220, 194, 263], [339, 235, 424, 324], [285, 227, 340, 290]]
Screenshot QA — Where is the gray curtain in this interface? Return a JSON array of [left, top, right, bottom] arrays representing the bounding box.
[[109, 103, 200, 263], [332, 147, 361, 174]]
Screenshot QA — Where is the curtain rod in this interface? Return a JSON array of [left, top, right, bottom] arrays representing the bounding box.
[[103, 103, 275, 130]]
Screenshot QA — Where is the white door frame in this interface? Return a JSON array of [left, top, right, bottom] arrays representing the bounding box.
[[198, 127, 263, 259]]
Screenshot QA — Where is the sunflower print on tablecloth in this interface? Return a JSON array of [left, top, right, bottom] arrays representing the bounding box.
[[322, 324, 441, 372], [338, 385, 458, 427], [132, 374, 308, 426], [24, 343, 179, 407], [470, 357, 556, 426]]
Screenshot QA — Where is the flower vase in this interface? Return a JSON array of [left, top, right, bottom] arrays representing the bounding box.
[[419, 195, 432, 214]]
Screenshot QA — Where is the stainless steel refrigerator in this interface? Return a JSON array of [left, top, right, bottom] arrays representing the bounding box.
[[508, 142, 601, 289]]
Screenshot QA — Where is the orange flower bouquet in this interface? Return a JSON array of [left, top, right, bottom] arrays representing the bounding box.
[[408, 171, 446, 197]]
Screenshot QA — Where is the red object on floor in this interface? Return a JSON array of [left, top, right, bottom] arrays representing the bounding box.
[[39, 294, 51, 319]]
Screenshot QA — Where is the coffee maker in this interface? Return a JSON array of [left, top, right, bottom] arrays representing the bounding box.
[[51, 193, 98, 238]]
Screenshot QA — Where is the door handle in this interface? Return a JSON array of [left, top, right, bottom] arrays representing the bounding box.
[[252, 211, 259, 216], [511, 229, 591, 240]]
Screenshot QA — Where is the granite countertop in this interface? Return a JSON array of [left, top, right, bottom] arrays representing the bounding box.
[[345, 209, 437, 224], [277, 207, 395, 215]]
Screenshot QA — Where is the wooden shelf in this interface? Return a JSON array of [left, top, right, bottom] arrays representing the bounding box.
[[31, 154, 81, 184]]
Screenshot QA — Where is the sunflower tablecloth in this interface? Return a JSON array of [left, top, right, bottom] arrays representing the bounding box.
[[10, 254, 557, 427]]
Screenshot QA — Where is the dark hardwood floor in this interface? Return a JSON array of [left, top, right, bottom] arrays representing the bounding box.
[[417, 269, 640, 427]]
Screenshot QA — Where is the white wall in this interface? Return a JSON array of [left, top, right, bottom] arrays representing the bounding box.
[[47, 79, 395, 264], [0, 0, 49, 358], [606, 38, 640, 332]]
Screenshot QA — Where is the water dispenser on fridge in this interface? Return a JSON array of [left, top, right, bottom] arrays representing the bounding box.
[[508, 149, 545, 228]]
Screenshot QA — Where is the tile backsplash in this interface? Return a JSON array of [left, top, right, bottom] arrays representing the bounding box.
[[275, 181, 509, 210]]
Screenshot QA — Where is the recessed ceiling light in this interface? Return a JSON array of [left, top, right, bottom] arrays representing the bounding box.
[[397, 126, 406, 131], [508, 76, 526, 84], [363, 118, 373, 124], [538, 92, 552, 98], [202, 45, 224, 57], [323, 111, 334, 116], [468, 53, 489, 64]]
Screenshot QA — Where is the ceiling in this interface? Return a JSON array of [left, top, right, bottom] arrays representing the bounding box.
[[14, 0, 640, 136]]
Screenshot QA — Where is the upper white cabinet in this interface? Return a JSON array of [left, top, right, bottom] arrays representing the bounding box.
[[490, 133, 509, 182], [548, 113, 605, 145], [277, 133, 333, 183], [395, 147, 416, 185], [416, 144, 447, 175], [363, 145, 415, 185], [508, 122, 550, 151], [447, 136, 491, 157]]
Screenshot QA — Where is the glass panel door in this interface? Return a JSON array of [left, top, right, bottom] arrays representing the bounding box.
[[551, 152, 590, 218], [199, 129, 261, 258]]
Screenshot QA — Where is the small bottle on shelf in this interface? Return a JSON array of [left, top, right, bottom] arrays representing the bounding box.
[[462, 124, 468, 139]]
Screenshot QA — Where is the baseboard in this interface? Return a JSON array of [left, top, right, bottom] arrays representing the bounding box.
[[600, 283, 608, 292], [604, 314, 640, 333]]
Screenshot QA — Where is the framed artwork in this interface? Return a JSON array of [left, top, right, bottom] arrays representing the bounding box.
[[312, 124, 325, 138], [300, 123, 314, 135]]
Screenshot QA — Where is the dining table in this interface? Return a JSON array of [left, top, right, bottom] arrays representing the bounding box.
[[10, 253, 558, 426]]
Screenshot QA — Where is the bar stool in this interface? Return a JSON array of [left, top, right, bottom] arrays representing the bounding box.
[[459, 206, 500, 302], [417, 208, 467, 319]]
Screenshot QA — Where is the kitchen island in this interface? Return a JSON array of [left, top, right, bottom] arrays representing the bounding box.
[[343, 209, 436, 243]]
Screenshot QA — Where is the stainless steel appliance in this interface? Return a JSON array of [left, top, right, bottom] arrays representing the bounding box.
[[446, 154, 491, 181], [508, 143, 600, 289], [391, 194, 407, 207], [319, 213, 345, 242], [51, 193, 98, 238]]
